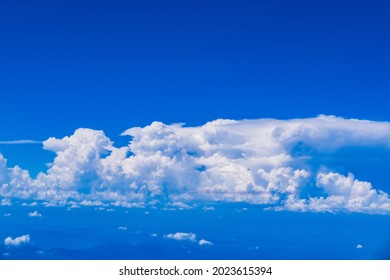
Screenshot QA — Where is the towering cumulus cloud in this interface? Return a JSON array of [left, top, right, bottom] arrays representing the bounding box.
[[1, 115, 390, 214]]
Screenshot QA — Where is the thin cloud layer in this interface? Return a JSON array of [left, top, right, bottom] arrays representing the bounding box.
[[1, 115, 390, 214], [0, 140, 42, 145]]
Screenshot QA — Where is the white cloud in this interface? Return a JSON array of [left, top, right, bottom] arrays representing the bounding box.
[[202, 206, 215, 212], [356, 244, 363, 249], [0, 198, 12, 206], [199, 239, 213, 245], [0, 140, 41, 145], [4, 235, 30, 246], [164, 232, 197, 242], [164, 232, 213, 246], [313, 172, 390, 213], [0, 154, 8, 185], [28, 211, 42, 217], [22, 202, 38, 207], [118, 226, 127, 231], [1, 116, 390, 214], [280, 172, 390, 214], [4, 213, 11, 217]]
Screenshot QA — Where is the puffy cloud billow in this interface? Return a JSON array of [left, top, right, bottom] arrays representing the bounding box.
[[4, 235, 30, 247], [1, 115, 390, 214]]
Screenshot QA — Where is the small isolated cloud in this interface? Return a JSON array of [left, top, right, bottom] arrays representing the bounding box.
[[164, 232, 197, 242], [164, 232, 213, 246], [28, 211, 42, 217], [199, 239, 213, 245], [4, 235, 30, 246], [150, 233, 158, 237], [0, 198, 12, 206], [22, 202, 38, 207], [80, 200, 104, 207], [4, 213, 11, 217], [202, 206, 215, 212], [118, 226, 127, 231], [356, 244, 363, 249]]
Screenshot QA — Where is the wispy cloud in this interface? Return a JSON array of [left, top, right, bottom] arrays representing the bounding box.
[[0, 140, 42, 145]]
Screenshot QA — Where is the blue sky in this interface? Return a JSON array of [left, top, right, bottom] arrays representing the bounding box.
[[1, 0, 390, 259], [1, 0, 389, 140]]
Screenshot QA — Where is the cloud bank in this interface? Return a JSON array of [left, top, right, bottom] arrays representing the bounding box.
[[1, 115, 390, 214]]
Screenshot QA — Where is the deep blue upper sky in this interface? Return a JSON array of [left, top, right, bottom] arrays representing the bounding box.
[[0, 0, 389, 140]]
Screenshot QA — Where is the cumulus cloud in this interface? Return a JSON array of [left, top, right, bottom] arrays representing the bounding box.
[[118, 226, 127, 231], [164, 232, 197, 242], [164, 232, 212, 246], [28, 211, 42, 217], [0, 198, 12, 206], [199, 239, 213, 245], [356, 244, 363, 249], [22, 202, 38, 207], [314, 172, 390, 214], [1, 116, 390, 214], [202, 206, 215, 212], [4, 235, 30, 246], [279, 172, 390, 214]]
